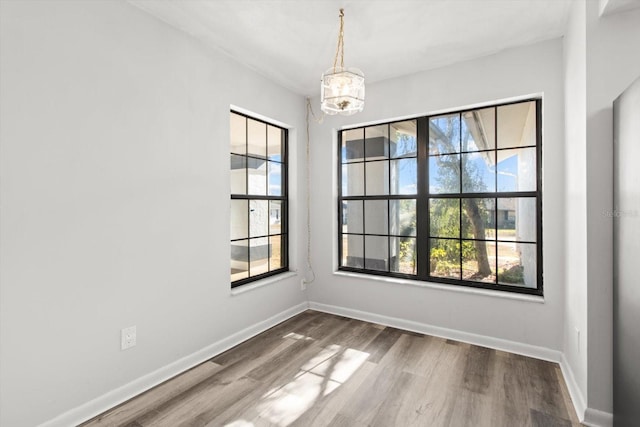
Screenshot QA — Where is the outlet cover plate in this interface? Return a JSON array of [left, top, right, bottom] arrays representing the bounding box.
[[121, 326, 136, 350]]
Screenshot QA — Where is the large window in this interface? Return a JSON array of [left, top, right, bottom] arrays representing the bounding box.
[[338, 99, 542, 295], [230, 111, 288, 287]]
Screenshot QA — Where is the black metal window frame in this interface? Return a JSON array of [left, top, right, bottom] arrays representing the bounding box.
[[230, 110, 289, 288], [337, 99, 543, 296]]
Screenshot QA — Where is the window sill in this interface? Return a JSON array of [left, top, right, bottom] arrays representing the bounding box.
[[231, 271, 298, 296], [333, 271, 545, 303]]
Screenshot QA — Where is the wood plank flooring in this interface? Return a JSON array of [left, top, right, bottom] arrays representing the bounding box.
[[81, 310, 581, 427]]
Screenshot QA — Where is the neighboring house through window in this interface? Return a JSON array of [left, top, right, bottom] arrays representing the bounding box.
[[230, 111, 288, 287], [338, 99, 542, 295]]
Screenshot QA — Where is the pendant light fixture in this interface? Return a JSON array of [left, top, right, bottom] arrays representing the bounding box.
[[320, 8, 365, 115]]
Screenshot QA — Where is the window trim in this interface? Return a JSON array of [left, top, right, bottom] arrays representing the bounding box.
[[337, 98, 543, 296], [230, 110, 289, 288]]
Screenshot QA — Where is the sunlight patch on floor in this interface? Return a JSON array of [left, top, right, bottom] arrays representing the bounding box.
[[235, 344, 370, 427], [283, 332, 314, 341], [224, 420, 254, 427]]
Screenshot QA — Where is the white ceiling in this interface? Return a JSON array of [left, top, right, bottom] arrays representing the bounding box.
[[129, 0, 573, 96]]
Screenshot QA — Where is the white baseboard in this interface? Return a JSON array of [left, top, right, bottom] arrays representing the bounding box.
[[39, 302, 309, 427], [584, 408, 614, 427], [559, 353, 587, 423], [557, 354, 613, 427], [308, 301, 562, 362]]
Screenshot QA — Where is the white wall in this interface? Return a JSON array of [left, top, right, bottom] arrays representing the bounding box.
[[0, 1, 307, 426], [562, 4, 640, 423], [562, 0, 589, 416], [584, 2, 640, 419], [307, 39, 565, 353]]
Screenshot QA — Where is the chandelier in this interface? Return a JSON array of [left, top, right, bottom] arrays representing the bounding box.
[[320, 8, 365, 116]]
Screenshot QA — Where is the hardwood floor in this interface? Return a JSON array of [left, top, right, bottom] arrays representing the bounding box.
[[81, 310, 581, 427]]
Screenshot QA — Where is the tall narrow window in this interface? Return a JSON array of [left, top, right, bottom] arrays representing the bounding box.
[[338, 99, 542, 295], [230, 111, 288, 287]]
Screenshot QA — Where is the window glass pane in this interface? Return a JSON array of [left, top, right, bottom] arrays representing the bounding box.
[[247, 119, 266, 158], [496, 147, 536, 192], [365, 235, 388, 271], [268, 161, 282, 196], [342, 128, 364, 163], [515, 197, 536, 242], [249, 200, 268, 238], [230, 199, 248, 240], [429, 155, 460, 194], [461, 108, 495, 152], [230, 154, 246, 194], [462, 151, 495, 193], [342, 200, 363, 234], [391, 158, 417, 195], [497, 242, 536, 288], [496, 197, 536, 242], [390, 120, 417, 158], [230, 239, 249, 281], [342, 235, 363, 268], [230, 113, 246, 155], [390, 199, 416, 236], [342, 163, 364, 196], [365, 125, 389, 161], [497, 101, 536, 149], [430, 198, 460, 238], [429, 114, 460, 154], [364, 200, 388, 235], [249, 237, 269, 276], [269, 235, 283, 270], [247, 157, 267, 195], [267, 125, 283, 162], [429, 238, 461, 279], [365, 160, 389, 195], [269, 200, 282, 235], [391, 237, 416, 274], [462, 240, 496, 283], [461, 198, 496, 240]]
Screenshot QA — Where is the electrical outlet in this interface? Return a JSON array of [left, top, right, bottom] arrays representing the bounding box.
[[301, 279, 307, 290], [121, 326, 136, 350]]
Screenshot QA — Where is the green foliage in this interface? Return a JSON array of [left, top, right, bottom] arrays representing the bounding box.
[[397, 198, 417, 274], [397, 237, 416, 274], [429, 116, 493, 277], [429, 244, 457, 275], [499, 265, 524, 284]]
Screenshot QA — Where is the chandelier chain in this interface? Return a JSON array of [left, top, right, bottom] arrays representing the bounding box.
[[332, 8, 345, 72]]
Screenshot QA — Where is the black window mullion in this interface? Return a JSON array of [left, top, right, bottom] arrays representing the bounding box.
[[387, 199, 391, 272], [231, 194, 286, 201], [494, 196, 498, 284], [280, 126, 288, 274], [386, 124, 392, 272], [387, 123, 392, 195], [245, 116, 249, 196], [264, 124, 269, 197], [536, 98, 543, 293], [458, 114, 462, 280], [416, 117, 429, 279], [493, 107, 499, 286], [247, 200, 251, 277], [338, 131, 344, 267]]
